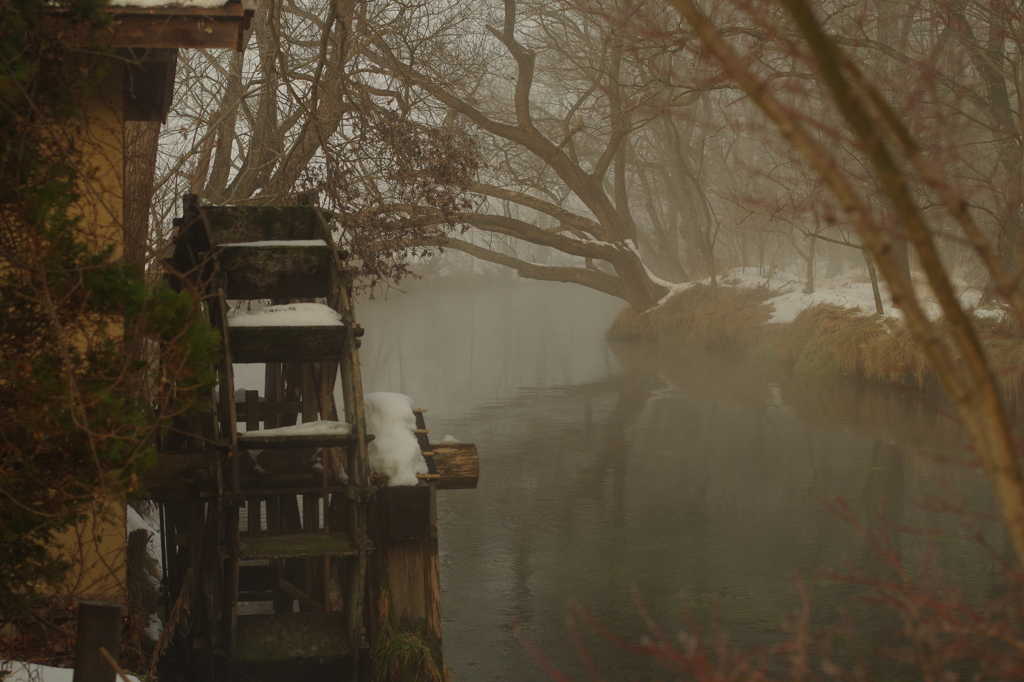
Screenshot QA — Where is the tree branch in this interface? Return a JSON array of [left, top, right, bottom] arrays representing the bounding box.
[[443, 237, 626, 298]]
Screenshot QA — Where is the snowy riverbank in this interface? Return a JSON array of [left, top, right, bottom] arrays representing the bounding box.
[[609, 267, 1020, 390]]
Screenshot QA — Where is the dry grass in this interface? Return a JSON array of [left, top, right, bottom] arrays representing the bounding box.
[[608, 284, 774, 351], [611, 292, 1024, 393], [371, 587, 446, 682], [769, 305, 934, 386], [974, 314, 1024, 395]]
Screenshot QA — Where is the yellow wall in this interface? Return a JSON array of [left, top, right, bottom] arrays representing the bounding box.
[[46, 58, 128, 604]]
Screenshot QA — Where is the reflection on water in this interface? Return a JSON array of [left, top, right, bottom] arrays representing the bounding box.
[[358, 280, 1008, 681]]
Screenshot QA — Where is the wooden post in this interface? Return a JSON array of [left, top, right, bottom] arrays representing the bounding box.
[[73, 601, 122, 682]]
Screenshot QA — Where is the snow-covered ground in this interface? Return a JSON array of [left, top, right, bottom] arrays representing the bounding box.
[[668, 266, 992, 324], [0, 661, 140, 682]]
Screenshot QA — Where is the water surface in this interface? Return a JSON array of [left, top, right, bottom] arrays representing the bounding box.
[[358, 280, 1007, 680]]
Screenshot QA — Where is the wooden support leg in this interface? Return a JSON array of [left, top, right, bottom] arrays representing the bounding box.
[[302, 494, 319, 603], [72, 601, 122, 682], [247, 497, 262, 536]]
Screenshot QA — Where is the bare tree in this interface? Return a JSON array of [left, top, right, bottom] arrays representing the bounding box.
[[153, 0, 480, 288]]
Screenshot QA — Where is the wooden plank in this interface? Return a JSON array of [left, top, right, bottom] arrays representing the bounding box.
[[202, 205, 321, 244], [219, 244, 332, 299], [229, 325, 347, 364], [239, 532, 357, 560], [431, 443, 479, 490], [235, 612, 351, 662]]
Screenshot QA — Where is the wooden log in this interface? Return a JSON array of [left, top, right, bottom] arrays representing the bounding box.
[[431, 443, 479, 490]]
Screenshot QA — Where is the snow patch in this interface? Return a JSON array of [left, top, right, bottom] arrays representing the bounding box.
[[438, 434, 460, 443], [974, 307, 1005, 320], [228, 302, 342, 327], [146, 613, 164, 642], [252, 420, 352, 437], [365, 393, 427, 486], [0, 662, 140, 682], [666, 266, 986, 325], [126, 505, 162, 575]]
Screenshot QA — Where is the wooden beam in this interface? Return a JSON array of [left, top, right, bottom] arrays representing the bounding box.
[[122, 48, 178, 123], [278, 579, 325, 613]]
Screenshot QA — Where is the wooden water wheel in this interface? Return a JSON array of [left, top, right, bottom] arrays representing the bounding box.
[[149, 194, 372, 681]]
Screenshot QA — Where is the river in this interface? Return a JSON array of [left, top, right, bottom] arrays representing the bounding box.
[[356, 278, 1007, 681]]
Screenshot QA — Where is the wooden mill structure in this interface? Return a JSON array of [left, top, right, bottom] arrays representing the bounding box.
[[142, 195, 478, 681]]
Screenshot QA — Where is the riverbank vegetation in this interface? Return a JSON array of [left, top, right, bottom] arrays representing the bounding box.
[[608, 278, 1024, 394]]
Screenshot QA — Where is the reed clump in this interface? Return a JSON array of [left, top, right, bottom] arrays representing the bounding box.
[[607, 284, 774, 351]]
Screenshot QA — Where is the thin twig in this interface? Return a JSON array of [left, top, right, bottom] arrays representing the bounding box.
[[99, 647, 133, 682]]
